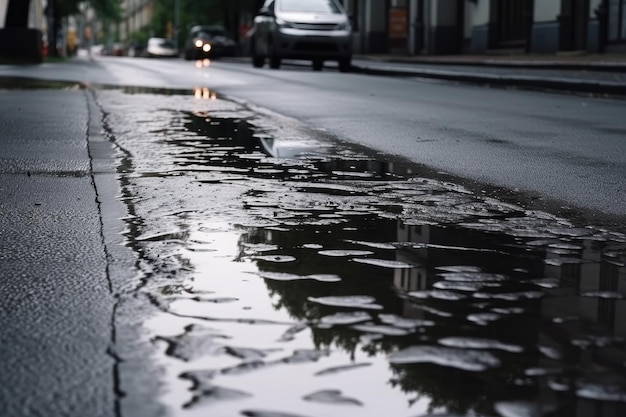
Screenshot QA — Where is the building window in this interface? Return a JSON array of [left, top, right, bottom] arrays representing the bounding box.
[[598, 261, 620, 326]]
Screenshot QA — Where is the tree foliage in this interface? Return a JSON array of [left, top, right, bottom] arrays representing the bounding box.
[[90, 0, 124, 21], [35, 0, 124, 23], [147, 0, 258, 46], [56, 0, 123, 21]]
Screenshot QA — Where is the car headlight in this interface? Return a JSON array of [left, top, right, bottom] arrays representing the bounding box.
[[276, 18, 294, 29], [194, 39, 204, 48], [335, 21, 351, 31], [202, 43, 212, 52]]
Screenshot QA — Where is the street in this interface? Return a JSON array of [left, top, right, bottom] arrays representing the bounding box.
[[1, 54, 626, 417], [5, 55, 625, 223]]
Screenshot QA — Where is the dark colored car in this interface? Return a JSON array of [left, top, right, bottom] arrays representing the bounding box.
[[183, 25, 237, 60], [127, 42, 145, 57]]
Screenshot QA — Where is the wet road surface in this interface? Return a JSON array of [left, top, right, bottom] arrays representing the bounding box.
[[96, 86, 626, 417], [3, 56, 625, 221]]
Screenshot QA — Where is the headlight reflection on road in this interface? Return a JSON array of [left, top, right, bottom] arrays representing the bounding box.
[[193, 87, 217, 100], [195, 59, 211, 68]]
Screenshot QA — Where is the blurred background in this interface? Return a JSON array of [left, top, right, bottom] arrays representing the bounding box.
[[0, 0, 262, 59]]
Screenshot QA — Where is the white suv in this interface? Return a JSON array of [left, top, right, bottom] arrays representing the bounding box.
[[250, 0, 353, 72]]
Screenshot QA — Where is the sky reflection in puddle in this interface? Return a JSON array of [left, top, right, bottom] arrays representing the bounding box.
[[101, 90, 626, 417]]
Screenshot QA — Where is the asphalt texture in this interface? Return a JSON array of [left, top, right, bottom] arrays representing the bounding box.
[[0, 53, 625, 415], [0, 88, 118, 416]]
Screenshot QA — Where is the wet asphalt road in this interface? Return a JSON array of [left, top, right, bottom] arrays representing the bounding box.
[[190, 58, 626, 225], [94, 85, 625, 417], [1, 55, 626, 417], [3, 55, 624, 226]]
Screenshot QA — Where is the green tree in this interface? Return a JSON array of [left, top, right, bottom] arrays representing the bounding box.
[[148, 0, 258, 47], [150, 0, 221, 47]]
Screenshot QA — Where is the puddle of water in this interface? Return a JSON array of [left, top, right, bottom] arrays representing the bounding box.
[[0, 76, 83, 90], [100, 90, 626, 417]]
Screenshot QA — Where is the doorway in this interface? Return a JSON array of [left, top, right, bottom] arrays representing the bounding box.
[[560, 0, 590, 50], [608, 0, 626, 44], [492, 0, 533, 48]]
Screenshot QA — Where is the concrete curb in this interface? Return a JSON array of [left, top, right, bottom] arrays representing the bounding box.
[[359, 57, 626, 73], [350, 64, 626, 97]]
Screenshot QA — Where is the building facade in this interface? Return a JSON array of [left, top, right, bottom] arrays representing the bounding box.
[[120, 0, 154, 42], [9, 0, 621, 57], [341, 0, 625, 55]]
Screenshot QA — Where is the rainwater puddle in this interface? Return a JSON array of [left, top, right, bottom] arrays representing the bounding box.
[[0, 76, 83, 90], [99, 89, 626, 417]]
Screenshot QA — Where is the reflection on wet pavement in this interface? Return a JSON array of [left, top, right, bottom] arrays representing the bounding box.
[[99, 88, 626, 417]]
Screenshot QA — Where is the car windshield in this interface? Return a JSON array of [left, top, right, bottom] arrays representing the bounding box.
[[159, 40, 175, 48], [279, 0, 341, 13], [192, 27, 226, 38]]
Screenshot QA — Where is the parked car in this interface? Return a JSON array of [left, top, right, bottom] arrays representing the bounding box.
[[146, 37, 179, 58], [90, 44, 105, 56], [127, 42, 145, 57], [249, 0, 353, 72], [183, 25, 237, 60], [111, 42, 126, 56]]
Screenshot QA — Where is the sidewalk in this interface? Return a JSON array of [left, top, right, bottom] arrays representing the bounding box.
[[349, 53, 626, 97], [0, 86, 120, 417]]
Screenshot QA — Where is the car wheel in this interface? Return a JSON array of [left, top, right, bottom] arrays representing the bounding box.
[[312, 60, 323, 71], [338, 57, 351, 73], [268, 42, 281, 69], [269, 56, 281, 69], [252, 55, 265, 68], [251, 40, 265, 68]]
